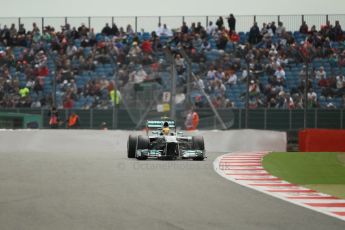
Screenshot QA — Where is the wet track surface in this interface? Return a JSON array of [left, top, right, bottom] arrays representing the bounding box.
[[0, 130, 345, 230]]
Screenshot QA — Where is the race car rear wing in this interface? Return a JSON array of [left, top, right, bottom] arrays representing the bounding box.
[[146, 120, 176, 128]]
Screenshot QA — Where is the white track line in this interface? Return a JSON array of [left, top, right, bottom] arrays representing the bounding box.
[[213, 152, 345, 221]]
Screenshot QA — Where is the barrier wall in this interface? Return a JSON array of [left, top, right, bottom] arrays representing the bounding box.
[[299, 129, 345, 152], [0, 129, 287, 154]]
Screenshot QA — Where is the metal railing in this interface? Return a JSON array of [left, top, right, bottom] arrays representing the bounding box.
[[1, 14, 345, 34]]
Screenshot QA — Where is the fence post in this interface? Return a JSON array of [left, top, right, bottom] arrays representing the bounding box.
[[341, 109, 343, 129], [64, 109, 68, 129], [88, 16, 91, 30], [112, 16, 114, 26], [158, 16, 161, 25], [206, 16, 209, 27], [301, 15, 304, 25], [182, 16, 185, 24], [326, 14, 329, 23], [214, 115, 217, 129], [314, 109, 318, 128], [264, 109, 267, 130], [41, 108, 45, 128], [65, 17, 68, 26], [90, 109, 93, 129], [239, 109, 242, 129], [18, 18, 21, 31], [254, 15, 256, 23], [278, 15, 280, 23], [289, 109, 292, 130]]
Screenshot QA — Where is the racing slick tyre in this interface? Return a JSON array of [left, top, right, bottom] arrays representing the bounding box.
[[192, 136, 205, 161], [127, 135, 137, 158], [136, 135, 150, 160]]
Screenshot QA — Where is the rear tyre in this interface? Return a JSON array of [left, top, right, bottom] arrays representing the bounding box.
[[136, 135, 150, 160], [192, 136, 205, 150], [127, 135, 137, 158], [192, 136, 205, 161]]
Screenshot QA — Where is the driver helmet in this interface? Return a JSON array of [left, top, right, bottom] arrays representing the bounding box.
[[162, 121, 170, 135]]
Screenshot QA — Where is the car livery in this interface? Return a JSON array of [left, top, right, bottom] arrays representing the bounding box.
[[127, 119, 205, 160]]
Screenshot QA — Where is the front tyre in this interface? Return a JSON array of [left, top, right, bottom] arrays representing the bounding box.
[[136, 135, 150, 160], [127, 135, 137, 158]]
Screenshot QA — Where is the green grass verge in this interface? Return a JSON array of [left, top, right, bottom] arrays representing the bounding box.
[[263, 152, 345, 198]]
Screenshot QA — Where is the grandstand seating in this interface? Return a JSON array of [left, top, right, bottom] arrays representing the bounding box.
[[0, 19, 344, 109]]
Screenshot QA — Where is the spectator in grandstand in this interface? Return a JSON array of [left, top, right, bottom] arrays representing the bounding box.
[[227, 14, 236, 33], [201, 39, 211, 51], [156, 23, 173, 37], [206, 64, 217, 81], [175, 53, 186, 75], [216, 29, 229, 50], [126, 24, 134, 35], [314, 66, 327, 80], [110, 23, 120, 36], [160, 24, 173, 37], [181, 21, 189, 34], [128, 41, 142, 60], [101, 23, 112, 36], [156, 23, 163, 36], [333, 20, 343, 41], [276, 22, 286, 37], [206, 21, 217, 36], [336, 74, 345, 90], [307, 89, 319, 108], [248, 22, 261, 44], [299, 21, 309, 34], [216, 16, 224, 30], [224, 69, 237, 87], [195, 22, 205, 35], [273, 65, 286, 86], [130, 64, 148, 84]]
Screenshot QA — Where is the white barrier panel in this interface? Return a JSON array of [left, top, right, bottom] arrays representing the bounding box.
[[0, 129, 286, 154]]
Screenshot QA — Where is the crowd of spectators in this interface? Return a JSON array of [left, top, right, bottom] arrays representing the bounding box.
[[0, 14, 345, 110]]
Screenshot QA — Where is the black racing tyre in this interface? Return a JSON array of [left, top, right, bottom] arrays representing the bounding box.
[[192, 136, 205, 161], [136, 135, 150, 160], [137, 135, 150, 149], [192, 136, 205, 150], [127, 135, 137, 158]]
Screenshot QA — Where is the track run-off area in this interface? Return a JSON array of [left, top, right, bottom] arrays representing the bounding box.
[[214, 152, 345, 222], [0, 129, 345, 230]]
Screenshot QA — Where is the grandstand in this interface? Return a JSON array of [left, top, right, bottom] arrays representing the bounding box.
[[0, 14, 344, 114]]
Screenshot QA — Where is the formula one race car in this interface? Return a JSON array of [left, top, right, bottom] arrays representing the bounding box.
[[127, 119, 205, 160]]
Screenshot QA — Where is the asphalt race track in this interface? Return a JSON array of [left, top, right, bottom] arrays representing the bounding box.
[[0, 130, 345, 230]]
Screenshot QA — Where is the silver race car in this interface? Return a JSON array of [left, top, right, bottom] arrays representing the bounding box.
[[127, 119, 205, 160]]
